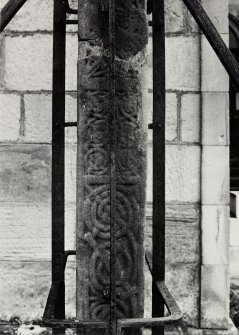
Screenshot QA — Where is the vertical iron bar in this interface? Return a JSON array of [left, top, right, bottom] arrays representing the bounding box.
[[52, 1, 66, 334], [109, 0, 116, 333], [152, 0, 165, 334]]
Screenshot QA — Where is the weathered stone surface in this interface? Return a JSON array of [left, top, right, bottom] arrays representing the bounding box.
[[77, 56, 147, 324], [65, 144, 77, 204], [201, 265, 230, 329], [201, 146, 229, 205], [147, 36, 200, 91], [201, 34, 229, 92], [147, 144, 201, 203], [0, 36, 5, 89], [0, 145, 51, 203], [180, 93, 200, 143], [22, 93, 77, 144], [147, 92, 178, 143], [145, 264, 199, 327], [165, 321, 238, 335], [2, 0, 53, 32], [4, 34, 77, 91], [0, 261, 76, 321], [145, 204, 200, 264], [201, 0, 229, 34], [79, 0, 147, 59], [4, 35, 52, 91], [17, 325, 48, 335], [77, 1, 148, 330], [0, 203, 75, 261], [0, 261, 51, 321], [66, 34, 78, 91], [202, 93, 229, 146], [0, 203, 51, 261], [0, 94, 21, 142], [24, 94, 51, 143], [202, 205, 229, 265], [166, 36, 200, 91], [165, 0, 185, 33], [166, 145, 201, 203]]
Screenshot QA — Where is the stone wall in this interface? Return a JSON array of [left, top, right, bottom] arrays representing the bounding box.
[[0, 0, 78, 322], [0, 0, 236, 334]]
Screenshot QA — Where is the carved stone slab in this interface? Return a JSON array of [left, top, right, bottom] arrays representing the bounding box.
[[77, 1, 148, 333]]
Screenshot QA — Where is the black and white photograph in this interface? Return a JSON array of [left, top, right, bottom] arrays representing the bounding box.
[[0, 0, 239, 334]]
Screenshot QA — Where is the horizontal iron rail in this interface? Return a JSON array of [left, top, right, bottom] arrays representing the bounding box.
[[43, 319, 108, 329], [117, 281, 182, 331], [182, 0, 239, 89], [65, 20, 78, 25], [0, 0, 28, 32], [64, 122, 77, 127], [43, 251, 182, 331]]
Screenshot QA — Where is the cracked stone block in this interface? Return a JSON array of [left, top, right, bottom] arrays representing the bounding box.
[[202, 205, 229, 265], [202, 146, 229, 205]]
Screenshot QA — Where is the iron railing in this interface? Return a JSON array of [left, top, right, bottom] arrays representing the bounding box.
[[1, 0, 239, 334]]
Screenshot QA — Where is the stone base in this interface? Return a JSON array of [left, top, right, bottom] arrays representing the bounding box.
[[1, 322, 237, 335], [165, 319, 238, 335]]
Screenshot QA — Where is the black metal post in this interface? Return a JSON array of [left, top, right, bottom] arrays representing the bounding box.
[[52, 1, 66, 334], [152, 0, 165, 334]]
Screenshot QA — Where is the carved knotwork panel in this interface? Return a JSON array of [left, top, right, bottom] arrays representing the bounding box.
[[77, 55, 147, 324]]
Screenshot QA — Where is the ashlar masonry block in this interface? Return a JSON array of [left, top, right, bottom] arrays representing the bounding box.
[[202, 205, 229, 265], [201, 0, 229, 34], [0, 94, 21, 142], [24, 94, 77, 144], [0, 203, 51, 261], [66, 34, 78, 91], [201, 265, 229, 329], [147, 36, 200, 91], [0, 144, 51, 203], [24, 94, 52, 143], [5, 35, 52, 91], [201, 34, 229, 92], [0, 260, 76, 321], [166, 36, 200, 91], [202, 146, 229, 205], [180, 93, 200, 143], [3, 0, 53, 32], [145, 204, 200, 265], [166, 144, 201, 203], [147, 144, 201, 203], [202, 93, 229, 146], [165, 0, 185, 33]]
